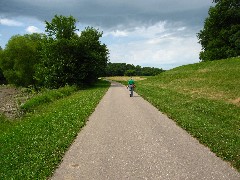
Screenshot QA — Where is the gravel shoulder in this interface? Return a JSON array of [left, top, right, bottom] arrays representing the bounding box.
[[51, 81, 240, 179]]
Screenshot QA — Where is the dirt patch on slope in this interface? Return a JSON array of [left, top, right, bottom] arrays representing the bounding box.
[[0, 86, 27, 118], [231, 98, 240, 106]]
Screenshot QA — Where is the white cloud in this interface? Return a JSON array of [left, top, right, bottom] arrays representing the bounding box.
[[26, 26, 42, 33], [0, 18, 23, 26], [147, 33, 174, 45], [131, 21, 167, 38], [177, 27, 186, 31], [106, 21, 201, 70], [106, 30, 128, 37], [104, 21, 167, 41]]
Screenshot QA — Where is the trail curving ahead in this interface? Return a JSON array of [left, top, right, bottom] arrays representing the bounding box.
[[51, 82, 240, 180]]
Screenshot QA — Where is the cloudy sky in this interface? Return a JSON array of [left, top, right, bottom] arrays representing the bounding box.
[[0, 0, 214, 70]]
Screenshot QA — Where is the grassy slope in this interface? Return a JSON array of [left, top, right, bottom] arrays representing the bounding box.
[[135, 58, 240, 171], [0, 81, 110, 179]]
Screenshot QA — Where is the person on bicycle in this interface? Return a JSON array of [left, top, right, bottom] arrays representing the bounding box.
[[127, 77, 135, 97]]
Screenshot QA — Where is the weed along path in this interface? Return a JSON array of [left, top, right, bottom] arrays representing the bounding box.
[[51, 82, 240, 180]]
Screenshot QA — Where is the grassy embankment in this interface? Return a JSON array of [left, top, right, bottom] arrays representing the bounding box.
[[107, 57, 240, 172], [0, 80, 110, 179]]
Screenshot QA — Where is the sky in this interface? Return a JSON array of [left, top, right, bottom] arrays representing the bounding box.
[[0, 0, 214, 70]]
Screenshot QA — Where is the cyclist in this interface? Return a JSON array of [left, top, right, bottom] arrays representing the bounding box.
[[127, 77, 135, 97]]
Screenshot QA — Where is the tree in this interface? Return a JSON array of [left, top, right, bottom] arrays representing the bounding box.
[[0, 48, 7, 84], [35, 15, 109, 88], [0, 33, 43, 87], [105, 63, 128, 76], [124, 69, 136, 76], [197, 0, 240, 61], [0, 67, 6, 84], [45, 15, 78, 40], [77, 27, 109, 83]]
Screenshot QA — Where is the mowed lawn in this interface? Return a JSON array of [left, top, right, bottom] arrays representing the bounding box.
[[108, 57, 240, 172]]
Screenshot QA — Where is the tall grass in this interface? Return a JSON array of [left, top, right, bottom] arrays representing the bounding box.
[[0, 80, 110, 179]]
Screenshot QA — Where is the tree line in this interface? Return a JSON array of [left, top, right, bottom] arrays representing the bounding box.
[[0, 15, 109, 88], [105, 63, 164, 77]]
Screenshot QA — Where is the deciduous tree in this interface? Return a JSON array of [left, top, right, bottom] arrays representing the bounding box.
[[0, 33, 43, 86], [36, 15, 109, 88], [197, 0, 240, 61], [45, 15, 78, 40]]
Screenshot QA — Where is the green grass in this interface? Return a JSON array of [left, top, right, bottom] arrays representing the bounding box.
[[107, 57, 240, 172], [20, 85, 78, 112], [135, 58, 240, 171], [0, 80, 110, 179], [0, 115, 12, 133]]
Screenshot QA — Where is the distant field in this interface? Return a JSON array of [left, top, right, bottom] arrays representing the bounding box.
[[105, 76, 147, 82], [108, 57, 240, 172]]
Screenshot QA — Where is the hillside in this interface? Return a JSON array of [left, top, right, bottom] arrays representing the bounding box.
[[135, 57, 240, 171], [151, 57, 240, 106]]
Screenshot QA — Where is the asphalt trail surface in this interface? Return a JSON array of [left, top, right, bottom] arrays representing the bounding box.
[[52, 82, 240, 180]]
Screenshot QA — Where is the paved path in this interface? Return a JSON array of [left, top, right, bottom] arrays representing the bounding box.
[[52, 82, 240, 180]]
